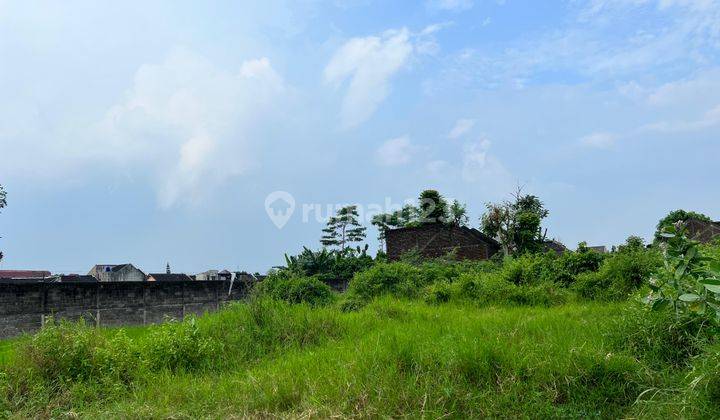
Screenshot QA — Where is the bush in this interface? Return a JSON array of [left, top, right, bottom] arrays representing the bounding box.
[[501, 253, 558, 285], [423, 281, 452, 304], [144, 317, 217, 372], [347, 262, 425, 301], [453, 272, 571, 306], [16, 318, 107, 384], [573, 246, 660, 301], [418, 259, 499, 285], [254, 272, 335, 306]]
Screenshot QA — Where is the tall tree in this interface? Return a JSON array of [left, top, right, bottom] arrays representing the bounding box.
[[418, 189, 448, 224], [480, 187, 548, 255], [321, 205, 366, 250], [448, 200, 469, 227], [0, 184, 6, 263]]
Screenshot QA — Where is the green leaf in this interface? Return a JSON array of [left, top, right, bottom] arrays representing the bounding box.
[[659, 233, 675, 239], [679, 293, 702, 302], [651, 299, 670, 311], [703, 284, 720, 294], [675, 262, 688, 280], [700, 278, 720, 286], [710, 261, 720, 275]]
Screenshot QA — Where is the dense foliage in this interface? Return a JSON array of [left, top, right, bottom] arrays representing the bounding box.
[[655, 209, 712, 241], [480, 188, 549, 255], [253, 271, 335, 306]]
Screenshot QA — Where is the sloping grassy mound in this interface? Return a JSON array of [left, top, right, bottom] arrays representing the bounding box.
[[0, 299, 665, 418]]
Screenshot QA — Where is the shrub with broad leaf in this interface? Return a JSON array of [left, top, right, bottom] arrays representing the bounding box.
[[645, 222, 720, 325]]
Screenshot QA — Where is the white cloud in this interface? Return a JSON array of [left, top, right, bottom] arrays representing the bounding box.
[[448, 118, 475, 139], [427, 0, 474, 11], [641, 104, 720, 132], [375, 136, 414, 166], [436, 0, 720, 90], [426, 159, 449, 175], [95, 48, 285, 207], [461, 139, 512, 187], [324, 29, 413, 128], [579, 132, 617, 148]]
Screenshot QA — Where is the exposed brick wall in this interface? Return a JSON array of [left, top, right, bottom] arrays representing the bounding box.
[[0, 280, 252, 338], [687, 218, 720, 244], [386, 224, 499, 261]]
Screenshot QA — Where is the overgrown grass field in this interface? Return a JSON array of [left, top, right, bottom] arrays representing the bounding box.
[[0, 297, 718, 418], [1, 233, 719, 418]]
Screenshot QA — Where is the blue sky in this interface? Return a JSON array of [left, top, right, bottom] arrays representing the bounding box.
[[1, 0, 719, 274]]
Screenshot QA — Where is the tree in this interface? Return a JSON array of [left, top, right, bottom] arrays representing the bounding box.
[[321, 205, 366, 250], [448, 200, 469, 227], [655, 209, 712, 241], [418, 189, 448, 224], [0, 184, 5, 263], [371, 204, 421, 250], [480, 187, 549, 255], [371, 213, 391, 250]]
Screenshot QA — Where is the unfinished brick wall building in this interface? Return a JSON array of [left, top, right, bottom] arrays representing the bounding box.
[[386, 224, 501, 261]]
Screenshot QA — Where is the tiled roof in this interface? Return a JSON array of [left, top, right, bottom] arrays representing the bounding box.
[[147, 273, 193, 282], [0, 270, 51, 278]]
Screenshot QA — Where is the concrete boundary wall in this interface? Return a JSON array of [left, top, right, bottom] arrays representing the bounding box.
[[0, 280, 252, 338]]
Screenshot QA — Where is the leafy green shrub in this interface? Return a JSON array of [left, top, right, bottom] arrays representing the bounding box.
[[557, 243, 605, 279], [452, 272, 571, 306], [423, 281, 452, 304], [17, 318, 105, 383], [417, 259, 499, 285], [254, 272, 335, 306], [347, 262, 425, 301], [501, 253, 558, 285], [573, 244, 660, 301], [144, 317, 217, 372], [645, 223, 720, 322]]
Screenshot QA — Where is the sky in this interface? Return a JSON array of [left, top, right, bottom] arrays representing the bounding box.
[[1, 0, 719, 274]]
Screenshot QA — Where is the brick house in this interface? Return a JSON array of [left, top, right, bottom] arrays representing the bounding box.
[[385, 224, 501, 261], [88, 264, 145, 282], [686, 218, 720, 243]]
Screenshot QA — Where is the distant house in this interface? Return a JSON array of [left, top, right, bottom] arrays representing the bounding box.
[[195, 270, 232, 281], [686, 218, 720, 244], [542, 240, 568, 255], [385, 224, 501, 261], [48, 274, 98, 283], [147, 273, 194, 282], [88, 264, 145, 282], [0, 270, 51, 279], [588, 246, 608, 254]]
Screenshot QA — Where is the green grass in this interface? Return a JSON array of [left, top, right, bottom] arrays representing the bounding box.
[[0, 298, 717, 418]]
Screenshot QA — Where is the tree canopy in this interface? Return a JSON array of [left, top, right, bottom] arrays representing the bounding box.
[[655, 209, 712, 241], [321, 205, 367, 250], [480, 187, 548, 255]]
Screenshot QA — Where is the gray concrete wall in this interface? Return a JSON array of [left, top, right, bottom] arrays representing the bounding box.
[[0, 280, 253, 338]]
